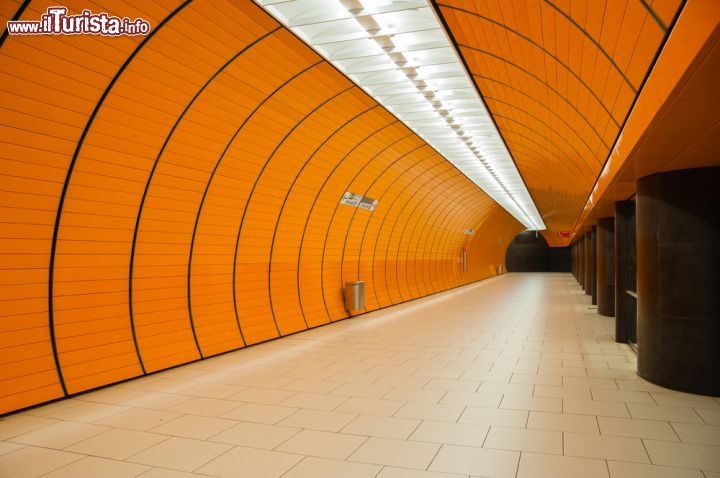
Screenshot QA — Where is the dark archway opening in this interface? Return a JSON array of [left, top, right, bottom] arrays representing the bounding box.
[[505, 231, 571, 272]]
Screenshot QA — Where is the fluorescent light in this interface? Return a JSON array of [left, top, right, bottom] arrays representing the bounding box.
[[255, 0, 545, 230]]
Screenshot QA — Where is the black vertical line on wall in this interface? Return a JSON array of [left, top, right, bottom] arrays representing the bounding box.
[[47, 0, 194, 392], [333, 139, 421, 289], [427, 185, 473, 293], [231, 68, 342, 339], [436, 189, 478, 289], [267, 103, 377, 331], [416, 182, 465, 293], [569, 0, 687, 233], [639, 0, 667, 30], [407, 176, 466, 298], [389, 171, 459, 303], [291, 118, 397, 326], [219, 62, 320, 346], [130, 26, 282, 363], [409, 181, 454, 297], [0, 0, 31, 47], [185, 27, 281, 352], [353, 151, 436, 313], [370, 161, 448, 308], [306, 127, 414, 321]]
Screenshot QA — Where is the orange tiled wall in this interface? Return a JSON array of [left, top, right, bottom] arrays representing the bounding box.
[[0, 0, 523, 414]]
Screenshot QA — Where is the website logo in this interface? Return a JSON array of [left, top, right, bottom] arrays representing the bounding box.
[[7, 6, 151, 36]]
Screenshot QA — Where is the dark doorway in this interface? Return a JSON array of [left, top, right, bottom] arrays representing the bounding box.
[[505, 231, 571, 272]]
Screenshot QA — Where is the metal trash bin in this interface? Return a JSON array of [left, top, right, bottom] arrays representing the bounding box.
[[344, 281, 365, 311]]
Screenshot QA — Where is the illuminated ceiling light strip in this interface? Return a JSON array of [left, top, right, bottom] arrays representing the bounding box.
[[255, 0, 545, 230]]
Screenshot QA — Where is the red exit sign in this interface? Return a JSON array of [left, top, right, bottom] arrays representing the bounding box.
[[558, 231, 570, 238]]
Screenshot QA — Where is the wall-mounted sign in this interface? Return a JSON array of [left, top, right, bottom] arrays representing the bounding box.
[[463, 228, 474, 235], [340, 192, 363, 207], [558, 231, 570, 238], [358, 196, 378, 211]]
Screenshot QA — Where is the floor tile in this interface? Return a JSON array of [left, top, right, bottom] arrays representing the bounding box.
[[393, 402, 464, 422], [597, 416, 678, 440], [627, 403, 704, 423], [9, 420, 109, 449], [150, 415, 235, 440], [220, 403, 298, 424], [128, 437, 231, 472], [534, 385, 591, 400], [477, 382, 533, 396], [349, 437, 440, 469], [342, 415, 420, 439], [331, 383, 395, 399], [0, 441, 25, 457], [590, 389, 654, 404], [644, 439, 720, 471], [650, 393, 720, 409], [384, 387, 446, 403], [527, 411, 599, 433], [376, 466, 465, 477], [209, 421, 300, 448], [484, 427, 562, 454], [279, 392, 348, 410], [563, 377, 618, 390], [425, 378, 480, 392], [336, 397, 405, 417], [166, 397, 240, 418], [671, 422, 720, 446], [96, 408, 181, 431], [563, 399, 630, 418], [278, 409, 357, 432], [0, 446, 83, 478], [511, 373, 563, 386], [439, 391, 502, 408], [459, 407, 528, 428], [42, 401, 130, 423], [517, 452, 609, 478], [228, 388, 297, 405], [43, 456, 150, 478], [410, 421, 489, 447], [0, 415, 58, 440], [283, 457, 381, 478], [276, 429, 366, 459], [607, 460, 705, 478], [196, 446, 302, 478], [428, 444, 519, 477], [121, 392, 193, 411], [500, 396, 562, 413], [564, 433, 650, 463], [696, 408, 720, 425], [179, 383, 246, 399], [67, 428, 168, 459]]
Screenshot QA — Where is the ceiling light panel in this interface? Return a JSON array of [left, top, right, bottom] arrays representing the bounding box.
[[255, 0, 545, 230]]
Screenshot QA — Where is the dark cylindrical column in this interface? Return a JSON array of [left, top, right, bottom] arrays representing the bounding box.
[[584, 233, 592, 294], [615, 200, 636, 343], [572, 242, 576, 279], [573, 242, 579, 280], [578, 237, 584, 287], [596, 218, 615, 316], [636, 167, 720, 395], [591, 225, 597, 305]]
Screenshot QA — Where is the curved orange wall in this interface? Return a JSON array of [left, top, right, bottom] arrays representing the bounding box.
[[0, 0, 522, 415]]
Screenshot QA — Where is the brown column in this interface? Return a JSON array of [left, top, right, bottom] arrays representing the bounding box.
[[591, 225, 597, 305], [636, 167, 720, 395], [596, 218, 615, 316], [584, 233, 592, 295], [615, 200, 637, 343]]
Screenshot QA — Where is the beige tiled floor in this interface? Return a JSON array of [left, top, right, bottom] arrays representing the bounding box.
[[1, 273, 719, 477]]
